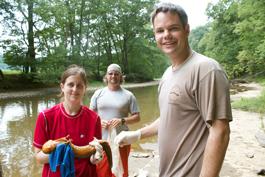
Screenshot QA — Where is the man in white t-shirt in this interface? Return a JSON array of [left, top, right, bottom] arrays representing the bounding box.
[[90, 63, 140, 177], [115, 2, 232, 177]]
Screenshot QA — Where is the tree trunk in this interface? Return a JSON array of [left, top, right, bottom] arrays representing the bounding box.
[[122, 36, 128, 74], [26, 0, 36, 73], [76, 0, 85, 56], [65, 0, 75, 58]]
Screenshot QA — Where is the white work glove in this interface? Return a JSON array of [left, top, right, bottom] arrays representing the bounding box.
[[114, 130, 141, 147], [89, 138, 103, 164]]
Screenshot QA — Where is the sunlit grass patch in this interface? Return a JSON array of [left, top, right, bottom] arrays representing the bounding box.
[[232, 90, 265, 114], [256, 77, 265, 87], [2, 69, 22, 75], [89, 80, 104, 87]]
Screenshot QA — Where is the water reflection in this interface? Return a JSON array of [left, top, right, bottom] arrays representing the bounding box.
[[0, 97, 60, 177], [0, 85, 159, 177]]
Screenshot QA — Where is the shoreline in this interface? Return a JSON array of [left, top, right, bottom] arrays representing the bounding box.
[[0, 80, 160, 100]]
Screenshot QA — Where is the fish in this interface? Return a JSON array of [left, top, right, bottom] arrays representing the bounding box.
[[42, 137, 112, 168]]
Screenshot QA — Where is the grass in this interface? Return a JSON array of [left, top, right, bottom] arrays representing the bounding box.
[[2, 70, 22, 75], [232, 92, 265, 113], [232, 77, 265, 114], [88, 80, 104, 88], [0, 70, 52, 91], [0, 70, 106, 92], [255, 77, 265, 87]]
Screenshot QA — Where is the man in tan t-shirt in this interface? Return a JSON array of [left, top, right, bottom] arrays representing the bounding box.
[[115, 2, 232, 177]]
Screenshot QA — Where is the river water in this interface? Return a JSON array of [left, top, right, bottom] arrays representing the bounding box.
[[0, 85, 159, 177]]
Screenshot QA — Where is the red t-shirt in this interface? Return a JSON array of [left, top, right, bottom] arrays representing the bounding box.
[[33, 103, 102, 177]]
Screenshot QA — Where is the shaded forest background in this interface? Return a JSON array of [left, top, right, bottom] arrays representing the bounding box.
[[0, 0, 264, 87]]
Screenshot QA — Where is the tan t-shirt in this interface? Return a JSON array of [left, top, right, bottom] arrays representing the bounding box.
[[158, 51, 232, 177]]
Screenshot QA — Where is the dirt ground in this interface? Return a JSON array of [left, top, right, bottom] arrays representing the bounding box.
[[221, 83, 265, 177], [129, 82, 265, 177], [220, 109, 265, 177]]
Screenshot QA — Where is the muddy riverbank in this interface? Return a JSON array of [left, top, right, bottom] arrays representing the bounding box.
[[0, 80, 159, 100]]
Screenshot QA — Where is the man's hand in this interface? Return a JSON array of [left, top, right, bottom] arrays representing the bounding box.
[[108, 118, 122, 129], [89, 138, 103, 164], [114, 130, 141, 146], [101, 120, 109, 129]]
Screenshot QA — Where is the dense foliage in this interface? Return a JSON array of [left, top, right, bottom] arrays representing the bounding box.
[[189, 0, 265, 79], [0, 0, 168, 83], [1, 0, 264, 84]]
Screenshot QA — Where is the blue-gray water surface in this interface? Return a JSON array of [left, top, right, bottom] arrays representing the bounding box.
[[0, 85, 159, 177]]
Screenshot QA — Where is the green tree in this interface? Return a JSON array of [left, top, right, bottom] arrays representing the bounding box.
[[201, 0, 242, 78], [0, 0, 37, 73], [1, 0, 167, 84], [189, 24, 210, 54], [235, 0, 265, 75]]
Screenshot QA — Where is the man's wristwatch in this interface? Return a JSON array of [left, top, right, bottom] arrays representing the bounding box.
[[121, 118, 126, 125]]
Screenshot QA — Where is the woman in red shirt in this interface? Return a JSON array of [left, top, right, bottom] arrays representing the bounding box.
[[33, 65, 102, 177]]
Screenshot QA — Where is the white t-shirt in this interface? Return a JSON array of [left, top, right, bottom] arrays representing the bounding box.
[[90, 87, 140, 140]]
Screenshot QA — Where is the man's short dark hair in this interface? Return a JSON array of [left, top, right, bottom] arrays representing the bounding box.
[[150, 2, 188, 27]]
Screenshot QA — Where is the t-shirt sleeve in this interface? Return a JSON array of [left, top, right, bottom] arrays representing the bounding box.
[[94, 116, 102, 139], [89, 91, 98, 111], [33, 112, 50, 149], [129, 94, 140, 114], [197, 70, 232, 125]]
